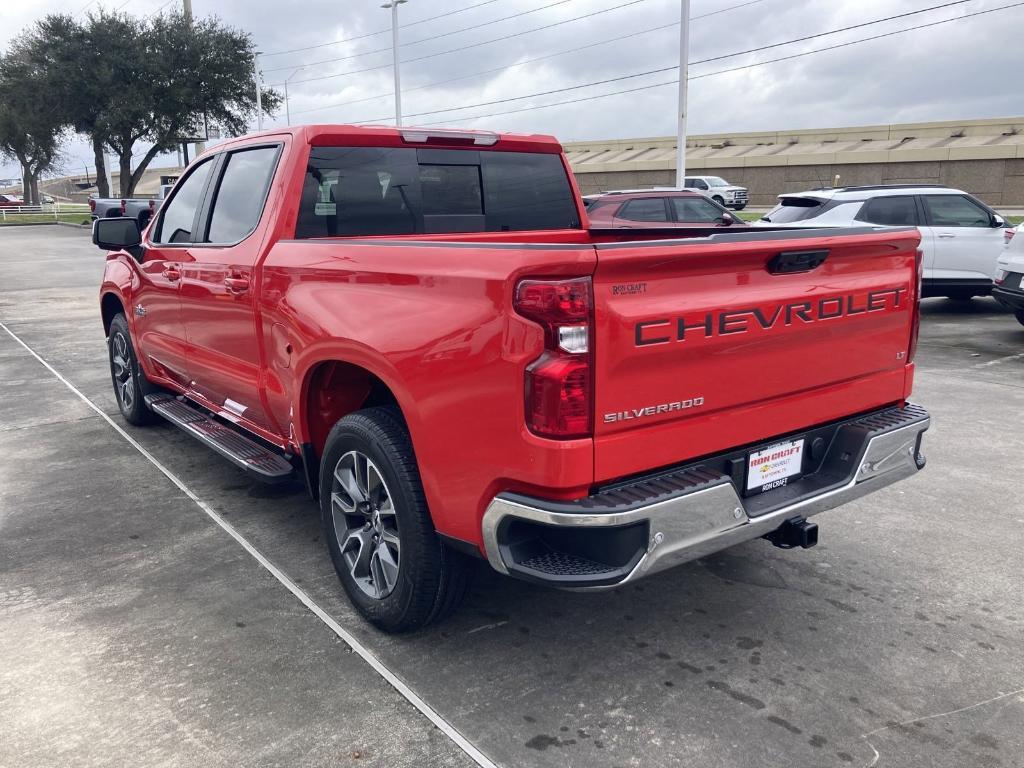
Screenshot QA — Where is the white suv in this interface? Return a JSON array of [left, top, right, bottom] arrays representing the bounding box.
[[759, 185, 1013, 299], [994, 224, 1024, 326], [683, 176, 749, 210]]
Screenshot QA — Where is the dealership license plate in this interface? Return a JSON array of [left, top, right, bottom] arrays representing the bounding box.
[[746, 439, 805, 494]]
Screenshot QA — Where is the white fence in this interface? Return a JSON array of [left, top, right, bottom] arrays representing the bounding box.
[[0, 202, 92, 223]]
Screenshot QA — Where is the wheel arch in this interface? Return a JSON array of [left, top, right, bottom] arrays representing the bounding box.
[[100, 291, 126, 336], [298, 357, 411, 500]]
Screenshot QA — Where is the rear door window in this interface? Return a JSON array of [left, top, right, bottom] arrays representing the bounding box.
[[922, 194, 992, 227], [671, 196, 725, 223], [296, 146, 579, 237], [855, 195, 919, 226], [206, 146, 280, 243], [619, 198, 670, 223]]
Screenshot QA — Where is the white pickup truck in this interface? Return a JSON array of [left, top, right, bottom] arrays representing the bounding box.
[[683, 175, 749, 210]]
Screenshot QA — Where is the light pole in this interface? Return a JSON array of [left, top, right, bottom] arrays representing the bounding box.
[[675, 0, 690, 188], [381, 0, 407, 126], [254, 52, 263, 131], [284, 67, 305, 126]]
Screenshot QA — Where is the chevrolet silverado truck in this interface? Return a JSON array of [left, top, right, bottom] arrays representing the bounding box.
[[94, 125, 930, 632]]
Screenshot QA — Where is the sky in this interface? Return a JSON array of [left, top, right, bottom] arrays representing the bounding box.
[[2, 0, 1023, 179]]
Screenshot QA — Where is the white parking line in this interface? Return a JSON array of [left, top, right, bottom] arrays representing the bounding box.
[[0, 321, 499, 768]]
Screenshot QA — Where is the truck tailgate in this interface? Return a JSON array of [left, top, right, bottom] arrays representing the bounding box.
[[592, 228, 920, 482]]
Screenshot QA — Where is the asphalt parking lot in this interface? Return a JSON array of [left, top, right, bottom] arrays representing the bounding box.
[[2, 225, 1023, 768]]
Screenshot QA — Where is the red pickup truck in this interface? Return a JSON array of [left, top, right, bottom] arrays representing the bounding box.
[[94, 125, 930, 632]]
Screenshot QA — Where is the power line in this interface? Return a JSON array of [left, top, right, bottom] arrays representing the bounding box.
[[280, 0, 648, 87], [691, 0, 974, 66], [261, 0, 502, 58], [264, 0, 622, 74], [409, 0, 1024, 127], [296, 0, 998, 124], [288, 1, 767, 117], [290, 21, 679, 116]]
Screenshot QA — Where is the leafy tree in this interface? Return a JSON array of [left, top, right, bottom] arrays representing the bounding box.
[[97, 9, 280, 196], [0, 46, 65, 205], [13, 9, 279, 198]]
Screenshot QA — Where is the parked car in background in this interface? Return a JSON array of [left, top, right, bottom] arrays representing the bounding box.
[[758, 185, 1013, 299], [0, 194, 25, 208], [994, 223, 1024, 326], [584, 189, 746, 228], [683, 175, 749, 210], [90, 184, 173, 228]]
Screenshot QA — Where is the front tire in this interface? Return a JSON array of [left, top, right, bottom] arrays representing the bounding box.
[[712, 195, 725, 206], [319, 407, 470, 632], [108, 313, 156, 426], [733, 204, 746, 211]]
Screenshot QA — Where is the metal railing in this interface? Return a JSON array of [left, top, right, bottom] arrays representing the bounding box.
[[0, 202, 93, 223]]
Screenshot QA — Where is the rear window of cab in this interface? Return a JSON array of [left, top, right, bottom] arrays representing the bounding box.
[[296, 146, 580, 237]]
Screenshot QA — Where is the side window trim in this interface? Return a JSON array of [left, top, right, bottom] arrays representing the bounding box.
[[199, 143, 284, 246], [152, 155, 219, 246]]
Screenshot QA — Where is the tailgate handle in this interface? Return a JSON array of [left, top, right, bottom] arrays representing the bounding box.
[[768, 249, 829, 274]]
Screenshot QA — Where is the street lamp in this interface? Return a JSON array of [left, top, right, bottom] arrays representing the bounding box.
[[676, 0, 690, 188], [254, 52, 263, 132], [381, 0, 407, 126]]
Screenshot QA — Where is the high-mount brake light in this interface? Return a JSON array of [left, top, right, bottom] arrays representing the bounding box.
[[514, 277, 593, 439], [400, 128, 499, 146]]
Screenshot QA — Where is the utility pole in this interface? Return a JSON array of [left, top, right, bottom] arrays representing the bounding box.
[[255, 53, 263, 131], [675, 0, 690, 188], [382, 0, 407, 126], [284, 67, 304, 126], [183, 0, 206, 155]]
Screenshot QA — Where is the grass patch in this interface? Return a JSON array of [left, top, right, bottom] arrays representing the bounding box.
[[0, 213, 90, 226]]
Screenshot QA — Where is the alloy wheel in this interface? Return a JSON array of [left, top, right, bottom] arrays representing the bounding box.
[[111, 332, 135, 411], [331, 450, 401, 599]]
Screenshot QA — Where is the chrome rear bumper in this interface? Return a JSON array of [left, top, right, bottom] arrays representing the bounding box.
[[482, 404, 929, 589]]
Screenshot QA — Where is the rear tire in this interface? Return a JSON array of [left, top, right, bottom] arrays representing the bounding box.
[[319, 407, 470, 633], [1015, 310, 1024, 327], [108, 313, 156, 426]]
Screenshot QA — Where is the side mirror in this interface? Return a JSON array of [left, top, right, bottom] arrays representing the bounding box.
[[992, 214, 1006, 228], [93, 217, 144, 261], [720, 212, 735, 226]]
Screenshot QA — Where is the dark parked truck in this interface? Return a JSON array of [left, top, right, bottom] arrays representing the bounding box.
[[94, 125, 930, 632]]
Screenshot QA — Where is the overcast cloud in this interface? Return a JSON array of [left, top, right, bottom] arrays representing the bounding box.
[[2, 0, 1022, 178]]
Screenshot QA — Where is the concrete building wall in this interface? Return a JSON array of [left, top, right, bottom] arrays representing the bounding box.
[[566, 117, 1024, 208], [573, 158, 1024, 207]]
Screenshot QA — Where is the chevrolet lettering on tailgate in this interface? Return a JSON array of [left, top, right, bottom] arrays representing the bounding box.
[[634, 287, 908, 346]]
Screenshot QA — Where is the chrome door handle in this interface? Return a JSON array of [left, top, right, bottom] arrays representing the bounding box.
[[937, 233, 956, 239], [162, 267, 181, 281], [224, 276, 250, 293]]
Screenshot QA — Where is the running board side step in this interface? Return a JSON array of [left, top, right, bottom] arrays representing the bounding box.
[[145, 394, 296, 484]]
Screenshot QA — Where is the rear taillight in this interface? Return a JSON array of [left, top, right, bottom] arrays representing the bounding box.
[[88, 198, 95, 213], [119, 199, 127, 215], [1005, 228, 1016, 245], [515, 277, 593, 439], [908, 248, 923, 363]]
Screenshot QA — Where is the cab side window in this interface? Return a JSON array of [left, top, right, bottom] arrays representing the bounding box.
[[206, 147, 280, 243], [153, 158, 215, 244]]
